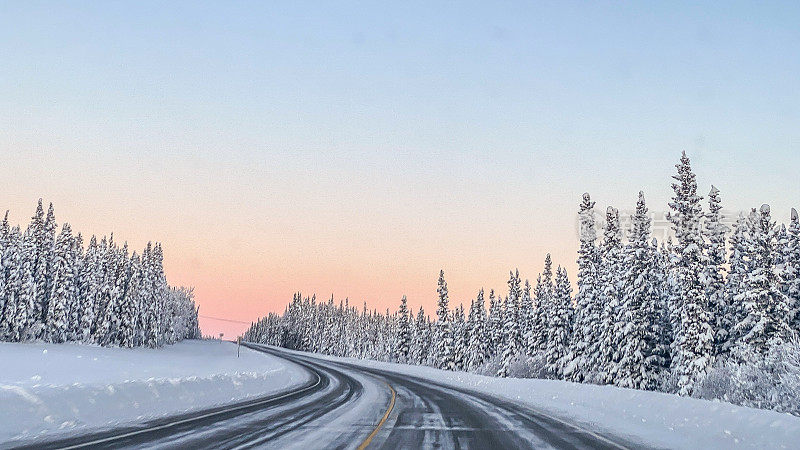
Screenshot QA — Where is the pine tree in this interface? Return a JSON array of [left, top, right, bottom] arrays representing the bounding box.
[[466, 289, 489, 370], [41, 203, 57, 334], [565, 193, 602, 382], [45, 224, 75, 343], [703, 186, 729, 357], [434, 270, 456, 370], [528, 256, 553, 354], [617, 192, 666, 390], [411, 305, 429, 365], [487, 289, 502, 357], [724, 213, 751, 353], [15, 234, 38, 341], [668, 152, 714, 396], [27, 200, 47, 338], [733, 205, 795, 355], [118, 253, 142, 348], [66, 232, 84, 340], [95, 238, 122, 346], [786, 209, 800, 335], [452, 304, 467, 370], [395, 295, 411, 363], [0, 213, 8, 335], [545, 266, 573, 378], [0, 225, 22, 340], [498, 269, 523, 377], [77, 236, 100, 342], [596, 206, 624, 384]]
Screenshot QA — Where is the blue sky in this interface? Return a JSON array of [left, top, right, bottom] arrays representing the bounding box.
[[1, 1, 798, 333]]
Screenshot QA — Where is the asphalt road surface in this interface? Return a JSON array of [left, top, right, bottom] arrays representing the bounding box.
[[12, 344, 640, 449]]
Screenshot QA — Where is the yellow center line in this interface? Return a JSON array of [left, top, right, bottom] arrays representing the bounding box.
[[357, 381, 396, 450]]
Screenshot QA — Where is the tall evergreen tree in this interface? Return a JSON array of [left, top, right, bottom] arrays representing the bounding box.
[[434, 270, 456, 370], [733, 205, 795, 355], [617, 192, 666, 390], [786, 209, 800, 334], [466, 289, 490, 370], [487, 289, 502, 358], [0, 213, 9, 335], [498, 269, 523, 377], [565, 193, 602, 382], [528, 256, 553, 354], [45, 224, 75, 343], [395, 295, 411, 363], [596, 206, 624, 384], [0, 225, 22, 340], [702, 186, 729, 356], [411, 305, 429, 365], [545, 266, 573, 378], [668, 152, 714, 396]]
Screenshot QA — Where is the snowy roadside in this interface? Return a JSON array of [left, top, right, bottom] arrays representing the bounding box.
[[292, 349, 800, 450], [0, 340, 311, 444]]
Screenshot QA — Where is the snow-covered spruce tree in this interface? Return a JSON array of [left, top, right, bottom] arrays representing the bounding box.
[[565, 193, 602, 382], [41, 203, 57, 337], [0, 214, 6, 332], [498, 269, 523, 377], [487, 289, 503, 358], [411, 305, 429, 365], [0, 214, 11, 337], [520, 278, 533, 353], [1, 226, 23, 341], [45, 224, 76, 343], [703, 186, 729, 357], [118, 253, 142, 348], [65, 232, 84, 341], [17, 233, 39, 341], [395, 295, 411, 363], [732, 205, 795, 356], [668, 151, 714, 396], [596, 206, 624, 384], [466, 289, 490, 370], [786, 209, 800, 335], [452, 304, 467, 370], [26, 200, 47, 339], [655, 240, 676, 372], [617, 192, 667, 390], [76, 236, 100, 342], [545, 266, 573, 378], [724, 213, 751, 353], [527, 255, 553, 354], [434, 270, 456, 370]]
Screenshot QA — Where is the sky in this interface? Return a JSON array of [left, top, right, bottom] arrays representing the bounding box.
[[1, 1, 799, 338]]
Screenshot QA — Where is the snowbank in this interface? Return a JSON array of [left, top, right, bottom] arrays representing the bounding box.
[[304, 352, 800, 450], [0, 340, 310, 444]]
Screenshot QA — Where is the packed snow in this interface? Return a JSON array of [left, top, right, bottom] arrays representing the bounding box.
[[301, 350, 800, 450], [0, 340, 310, 444]]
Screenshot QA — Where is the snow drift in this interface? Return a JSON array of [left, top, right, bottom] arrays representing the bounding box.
[[0, 340, 310, 444]]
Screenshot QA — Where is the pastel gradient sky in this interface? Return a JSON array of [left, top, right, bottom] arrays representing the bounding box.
[[2, 2, 798, 337]]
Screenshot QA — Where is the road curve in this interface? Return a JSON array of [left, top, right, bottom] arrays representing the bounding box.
[[11, 344, 641, 449]]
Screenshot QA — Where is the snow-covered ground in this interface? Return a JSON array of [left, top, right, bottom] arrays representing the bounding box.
[[0, 340, 310, 444], [302, 351, 800, 450]]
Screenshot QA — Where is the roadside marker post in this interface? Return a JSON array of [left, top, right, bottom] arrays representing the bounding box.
[[237, 337, 241, 357]]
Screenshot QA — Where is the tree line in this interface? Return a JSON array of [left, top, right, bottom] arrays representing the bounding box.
[[244, 152, 799, 412], [0, 200, 200, 347]]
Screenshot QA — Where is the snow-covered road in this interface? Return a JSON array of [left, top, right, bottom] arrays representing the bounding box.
[[15, 343, 634, 449], [9, 343, 799, 449]]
